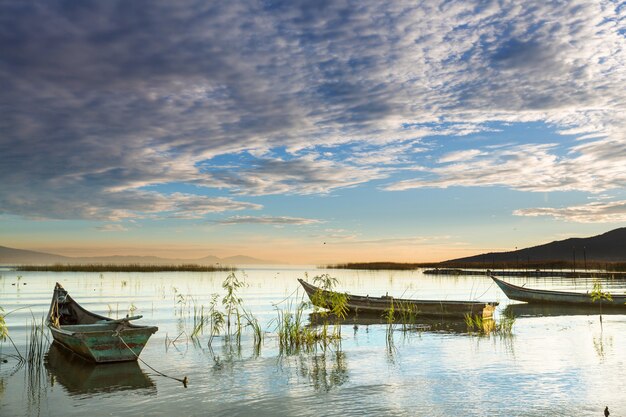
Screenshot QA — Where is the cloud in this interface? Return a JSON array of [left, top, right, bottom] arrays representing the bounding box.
[[202, 155, 387, 195], [215, 215, 323, 225], [386, 139, 626, 193], [1, 0, 625, 220], [438, 149, 483, 164], [96, 224, 129, 232], [513, 200, 626, 223]]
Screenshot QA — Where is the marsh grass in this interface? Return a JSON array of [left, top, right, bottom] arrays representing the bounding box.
[[273, 275, 348, 355], [17, 263, 236, 272], [171, 272, 265, 355]]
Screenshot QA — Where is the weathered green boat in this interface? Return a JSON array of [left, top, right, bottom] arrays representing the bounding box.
[[46, 282, 158, 363]]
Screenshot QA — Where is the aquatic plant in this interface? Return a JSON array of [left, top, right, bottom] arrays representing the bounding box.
[[222, 272, 246, 340], [0, 307, 7, 343], [26, 317, 49, 367], [495, 308, 516, 335], [465, 310, 515, 336], [591, 279, 613, 329], [308, 274, 348, 348], [590, 279, 613, 303]]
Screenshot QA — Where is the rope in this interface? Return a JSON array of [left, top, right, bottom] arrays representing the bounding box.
[[474, 280, 496, 301], [116, 333, 188, 387]]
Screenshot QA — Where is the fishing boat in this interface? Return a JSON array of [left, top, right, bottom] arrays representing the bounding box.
[[298, 279, 498, 319], [491, 276, 626, 307], [46, 282, 158, 363]]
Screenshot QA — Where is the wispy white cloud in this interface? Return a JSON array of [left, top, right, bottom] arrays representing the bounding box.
[[513, 200, 626, 223], [96, 224, 129, 232], [438, 149, 483, 164], [215, 215, 323, 226], [386, 139, 626, 193]]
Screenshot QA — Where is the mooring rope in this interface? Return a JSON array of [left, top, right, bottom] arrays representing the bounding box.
[[116, 333, 188, 387], [474, 280, 495, 301]]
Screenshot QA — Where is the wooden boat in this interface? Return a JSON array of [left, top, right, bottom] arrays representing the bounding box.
[[491, 276, 626, 307], [46, 282, 158, 363], [298, 279, 498, 319]]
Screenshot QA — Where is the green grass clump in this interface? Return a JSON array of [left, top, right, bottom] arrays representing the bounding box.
[[465, 309, 516, 336]]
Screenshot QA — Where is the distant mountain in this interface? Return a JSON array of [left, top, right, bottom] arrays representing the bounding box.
[[221, 255, 278, 265], [0, 246, 275, 265], [446, 228, 626, 264]]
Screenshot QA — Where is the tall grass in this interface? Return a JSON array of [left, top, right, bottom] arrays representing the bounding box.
[[273, 275, 347, 355]]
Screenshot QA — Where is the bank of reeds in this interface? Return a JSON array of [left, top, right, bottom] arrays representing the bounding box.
[[325, 261, 626, 272], [17, 263, 235, 272]]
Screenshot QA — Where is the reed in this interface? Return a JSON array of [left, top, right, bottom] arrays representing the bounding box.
[[464, 311, 515, 336], [326, 261, 626, 272], [496, 309, 516, 335], [274, 301, 326, 354], [16, 263, 236, 272], [0, 307, 7, 343], [26, 317, 49, 368]]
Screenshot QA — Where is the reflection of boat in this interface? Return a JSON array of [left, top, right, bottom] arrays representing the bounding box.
[[45, 343, 155, 395], [298, 279, 498, 319], [308, 312, 487, 333], [492, 276, 626, 307], [46, 282, 158, 362], [504, 303, 626, 318]]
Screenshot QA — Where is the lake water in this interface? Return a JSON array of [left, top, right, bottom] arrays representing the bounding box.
[[1, 267, 625, 416]]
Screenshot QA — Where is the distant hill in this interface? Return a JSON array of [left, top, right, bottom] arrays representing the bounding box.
[[0, 246, 274, 266], [446, 228, 626, 265], [0, 246, 72, 264]]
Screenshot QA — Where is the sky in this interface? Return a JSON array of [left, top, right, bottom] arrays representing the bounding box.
[[1, 0, 625, 264]]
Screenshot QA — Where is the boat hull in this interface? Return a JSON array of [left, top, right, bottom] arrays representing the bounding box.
[[50, 324, 157, 363], [491, 276, 626, 307], [298, 279, 497, 319]]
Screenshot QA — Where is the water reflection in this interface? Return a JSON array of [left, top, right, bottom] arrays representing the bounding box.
[[45, 343, 155, 396], [296, 351, 348, 392], [309, 311, 477, 333], [504, 303, 626, 318]]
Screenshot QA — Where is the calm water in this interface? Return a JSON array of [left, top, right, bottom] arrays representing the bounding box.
[[1, 267, 625, 416]]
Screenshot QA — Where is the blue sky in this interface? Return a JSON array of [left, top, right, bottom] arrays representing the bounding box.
[[1, 0, 625, 263]]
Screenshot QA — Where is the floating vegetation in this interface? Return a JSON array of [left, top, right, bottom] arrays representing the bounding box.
[[16, 263, 236, 272]]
